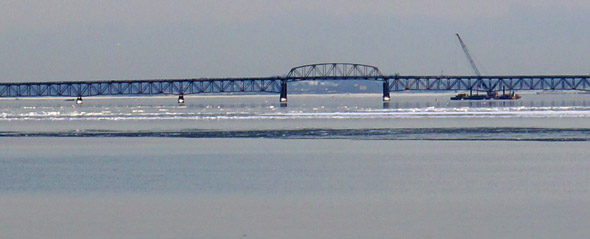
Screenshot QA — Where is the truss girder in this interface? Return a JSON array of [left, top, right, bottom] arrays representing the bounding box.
[[386, 76, 590, 92], [0, 78, 282, 97], [1, 75, 590, 98]]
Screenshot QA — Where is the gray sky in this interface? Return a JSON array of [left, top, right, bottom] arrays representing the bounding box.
[[1, 0, 589, 82]]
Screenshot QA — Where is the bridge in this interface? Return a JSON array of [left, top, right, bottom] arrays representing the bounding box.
[[1, 63, 589, 104]]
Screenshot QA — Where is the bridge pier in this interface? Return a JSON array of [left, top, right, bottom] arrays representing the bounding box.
[[382, 80, 390, 102], [279, 80, 287, 103]]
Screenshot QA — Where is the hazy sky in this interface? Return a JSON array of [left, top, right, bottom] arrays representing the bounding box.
[[2, 0, 589, 82]]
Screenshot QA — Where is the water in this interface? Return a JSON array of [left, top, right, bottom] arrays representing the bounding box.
[[1, 92, 590, 239]]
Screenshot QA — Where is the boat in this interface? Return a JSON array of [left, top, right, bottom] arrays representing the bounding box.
[[450, 92, 491, 100], [495, 92, 521, 100], [494, 87, 521, 100], [450, 93, 469, 100], [464, 94, 491, 100]]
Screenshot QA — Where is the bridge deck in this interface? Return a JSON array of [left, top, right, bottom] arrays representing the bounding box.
[[1, 75, 589, 98]]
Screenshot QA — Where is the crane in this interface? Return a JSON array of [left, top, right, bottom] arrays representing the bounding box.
[[456, 33, 481, 77], [451, 34, 521, 100]]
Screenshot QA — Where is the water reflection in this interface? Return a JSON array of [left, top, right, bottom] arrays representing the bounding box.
[[2, 94, 590, 120], [388, 99, 590, 109]]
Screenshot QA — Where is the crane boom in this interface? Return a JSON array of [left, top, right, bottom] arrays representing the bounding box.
[[456, 33, 481, 77]]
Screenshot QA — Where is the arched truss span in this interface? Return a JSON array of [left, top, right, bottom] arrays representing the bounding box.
[[286, 63, 382, 79]]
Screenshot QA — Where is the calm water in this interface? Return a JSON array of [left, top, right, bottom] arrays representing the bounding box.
[[1, 93, 590, 239]]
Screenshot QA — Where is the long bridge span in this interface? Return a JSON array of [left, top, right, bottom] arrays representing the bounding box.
[[1, 63, 589, 103]]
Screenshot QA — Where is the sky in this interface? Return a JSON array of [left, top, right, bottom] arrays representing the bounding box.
[[1, 0, 590, 82]]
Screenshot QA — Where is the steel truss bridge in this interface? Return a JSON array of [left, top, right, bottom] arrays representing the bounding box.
[[1, 63, 589, 103]]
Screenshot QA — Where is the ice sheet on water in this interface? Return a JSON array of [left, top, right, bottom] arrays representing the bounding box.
[[1, 105, 590, 121]]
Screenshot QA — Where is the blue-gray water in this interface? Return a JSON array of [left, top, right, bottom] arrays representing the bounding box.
[[1, 93, 590, 239]]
